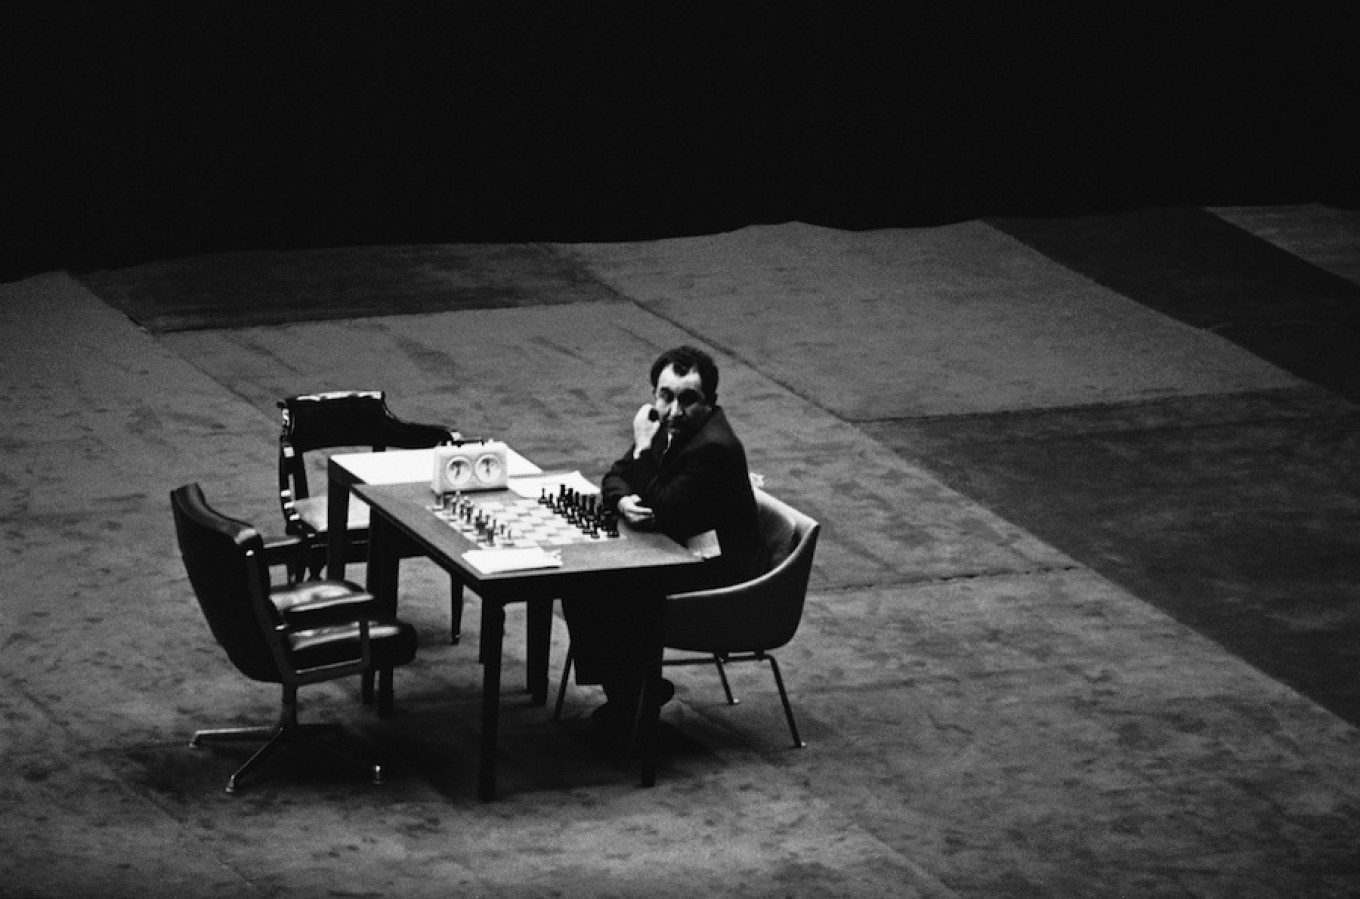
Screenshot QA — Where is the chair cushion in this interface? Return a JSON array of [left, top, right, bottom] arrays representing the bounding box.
[[270, 579, 416, 669], [292, 495, 371, 534], [270, 578, 368, 614], [287, 620, 418, 670]]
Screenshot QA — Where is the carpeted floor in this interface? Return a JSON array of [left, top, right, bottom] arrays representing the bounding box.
[[867, 386, 1360, 724], [7, 206, 1360, 896], [989, 207, 1360, 400], [79, 243, 622, 332]]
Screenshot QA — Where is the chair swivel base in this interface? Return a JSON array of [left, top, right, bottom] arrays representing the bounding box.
[[190, 722, 383, 794]]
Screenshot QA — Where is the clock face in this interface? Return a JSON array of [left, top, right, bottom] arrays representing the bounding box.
[[475, 453, 504, 483], [444, 456, 473, 487]]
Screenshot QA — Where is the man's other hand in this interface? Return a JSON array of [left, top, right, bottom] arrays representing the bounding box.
[[617, 494, 655, 527]]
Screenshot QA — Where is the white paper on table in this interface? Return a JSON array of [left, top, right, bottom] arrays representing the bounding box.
[[332, 446, 543, 484], [506, 470, 600, 499], [684, 529, 723, 560], [462, 547, 564, 574]]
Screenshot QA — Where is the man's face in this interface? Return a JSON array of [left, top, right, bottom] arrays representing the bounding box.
[[653, 364, 710, 437]]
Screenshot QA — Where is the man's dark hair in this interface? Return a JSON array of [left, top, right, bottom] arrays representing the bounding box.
[[650, 345, 719, 404]]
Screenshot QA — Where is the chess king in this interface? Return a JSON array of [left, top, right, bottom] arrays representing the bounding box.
[[562, 345, 763, 738]]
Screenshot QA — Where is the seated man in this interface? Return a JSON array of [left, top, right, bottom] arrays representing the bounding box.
[[563, 345, 762, 735]]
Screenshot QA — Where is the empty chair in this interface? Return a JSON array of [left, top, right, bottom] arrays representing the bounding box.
[[277, 390, 467, 642], [555, 487, 819, 749], [171, 482, 418, 793]]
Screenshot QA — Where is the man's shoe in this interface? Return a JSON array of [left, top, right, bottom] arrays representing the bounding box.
[[650, 677, 676, 708], [590, 702, 628, 736]]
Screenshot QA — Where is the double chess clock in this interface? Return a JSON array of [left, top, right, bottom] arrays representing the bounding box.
[[432, 440, 508, 494]]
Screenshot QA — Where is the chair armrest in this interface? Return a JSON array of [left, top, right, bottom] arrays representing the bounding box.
[[260, 534, 308, 567], [281, 589, 380, 630], [668, 580, 748, 604], [668, 560, 786, 603]]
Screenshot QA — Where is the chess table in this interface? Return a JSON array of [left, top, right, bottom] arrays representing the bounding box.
[[326, 447, 554, 698], [324, 446, 542, 580], [325, 450, 586, 705], [343, 458, 708, 800]]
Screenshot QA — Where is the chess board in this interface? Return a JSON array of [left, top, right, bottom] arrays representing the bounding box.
[[429, 494, 622, 551]]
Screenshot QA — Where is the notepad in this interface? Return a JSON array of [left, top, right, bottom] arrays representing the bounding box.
[[462, 547, 564, 574]]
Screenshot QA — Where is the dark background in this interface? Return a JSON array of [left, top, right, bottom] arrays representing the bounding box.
[[4, 1, 1358, 280]]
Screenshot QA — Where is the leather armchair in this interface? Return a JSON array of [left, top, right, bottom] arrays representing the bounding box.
[[171, 482, 418, 793], [277, 390, 468, 643]]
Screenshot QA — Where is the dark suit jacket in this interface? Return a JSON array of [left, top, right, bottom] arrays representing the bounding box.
[[601, 405, 762, 586]]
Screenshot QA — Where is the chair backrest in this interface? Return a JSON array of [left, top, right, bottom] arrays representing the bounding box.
[[278, 390, 455, 503], [170, 483, 285, 684], [280, 390, 454, 454], [665, 488, 820, 655], [754, 488, 806, 573]]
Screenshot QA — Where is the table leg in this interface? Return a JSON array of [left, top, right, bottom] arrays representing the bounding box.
[[525, 598, 552, 705], [365, 515, 400, 622], [479, 600, 506, 802], [361, 514, 401, 709], [638, 594, 664, 788], [326, 464, 349, 580]]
